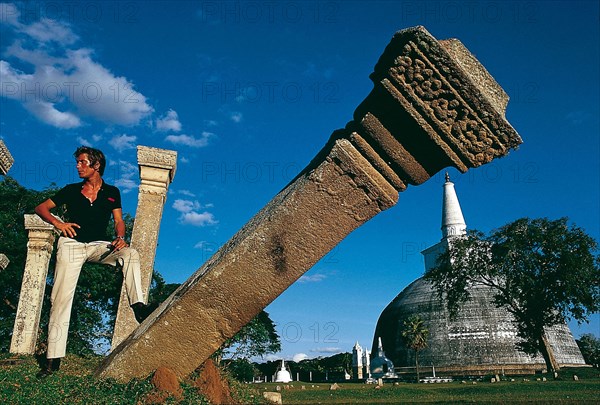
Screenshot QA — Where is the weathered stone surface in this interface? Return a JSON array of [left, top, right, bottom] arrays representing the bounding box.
[[96, 26, 521, 381], [0, 140, 14, 175], [111, 146, 177, 349], [263, 392, 283, 404], [0, 253, 9, 270], [10, 214, 60, 354]]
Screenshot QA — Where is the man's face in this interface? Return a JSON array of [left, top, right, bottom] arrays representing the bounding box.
[[75, 153, 98, 178]]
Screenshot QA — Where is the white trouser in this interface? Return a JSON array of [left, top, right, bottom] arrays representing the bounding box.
[[47, 237, 145, 359]]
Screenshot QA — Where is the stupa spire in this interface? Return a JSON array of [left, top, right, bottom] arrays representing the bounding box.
[[441, 173, 467, 238]]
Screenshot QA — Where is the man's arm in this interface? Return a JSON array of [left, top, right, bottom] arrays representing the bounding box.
[[111, 208, 129, 250], [34, 199, 80, 238]]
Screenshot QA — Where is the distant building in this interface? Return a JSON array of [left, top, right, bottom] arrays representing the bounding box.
[[274, 359, 292, 383], [372, 174, 586, 375], [351, 341, 371, 379]]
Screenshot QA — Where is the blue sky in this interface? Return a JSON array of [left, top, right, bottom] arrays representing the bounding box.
[[1, 1, 598, 362]]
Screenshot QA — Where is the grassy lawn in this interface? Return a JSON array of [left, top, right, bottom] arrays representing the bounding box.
[[1, 354, 598, 404], [261, 368, 600, 404], [0, 354, 215, 404]]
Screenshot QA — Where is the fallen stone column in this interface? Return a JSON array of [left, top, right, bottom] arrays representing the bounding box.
[[10, 214, 59, 354], [96, 26, 522, 381], [111, 146, 177, 349]]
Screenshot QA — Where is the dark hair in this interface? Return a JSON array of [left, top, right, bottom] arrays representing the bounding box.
[[74, 146, 106, 176]]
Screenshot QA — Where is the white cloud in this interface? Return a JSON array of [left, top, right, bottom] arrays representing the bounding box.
[[172, 199, 200, 213], [24, 18, 79, 45], [156, 109, 182, 132], [180, 156, 190, 164], [230, 111, 242, 123], [310, 347, 342, 354], [179, 211, 217, 227], [109, 134, 137, 152], [193, 241, 215, 251], [114, 177, 137, 193], [76, 136, 92, 146], [0, 3, 20, 27], [172, 199, 218, 227], [165, 132, 213, 148], [292, 353, 308, 362], [178, 189, 196, 197], [0, 6, 153, 129], [0, 4, 79, 45], [110, 159, 138, 193], [298, 273, 327, 283]]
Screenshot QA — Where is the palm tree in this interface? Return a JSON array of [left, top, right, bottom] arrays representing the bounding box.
[[401, 315, 429, 382]]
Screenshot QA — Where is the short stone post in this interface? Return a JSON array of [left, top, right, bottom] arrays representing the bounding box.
[[111, 146, 177, 349], [96, 26, 522, 381], [9, 214, 59, 354], [0, 139, 14, 175]]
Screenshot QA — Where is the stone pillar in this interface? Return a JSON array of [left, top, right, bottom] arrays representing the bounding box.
[[111, 146, 177, 349], [0, 254, 9, 270], [0, 139, 14, 175], [96, 26, 522, 381], [10, 214, 59, 354]]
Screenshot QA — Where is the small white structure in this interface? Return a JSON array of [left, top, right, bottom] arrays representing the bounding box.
[[352, 341, 371, 379], [274, 359, 292, 383]]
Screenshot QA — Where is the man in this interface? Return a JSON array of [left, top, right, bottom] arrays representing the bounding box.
[[35, 146, 150, 377]]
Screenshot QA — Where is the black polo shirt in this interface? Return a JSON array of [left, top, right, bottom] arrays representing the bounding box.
[[51, 181, 122, 243]]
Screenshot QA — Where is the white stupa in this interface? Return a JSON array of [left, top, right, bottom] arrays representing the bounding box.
[[274, 359, 292, 383]]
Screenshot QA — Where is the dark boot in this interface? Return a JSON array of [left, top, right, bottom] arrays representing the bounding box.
[[131, 302, 158, 324], [36, 357, 61, 379]]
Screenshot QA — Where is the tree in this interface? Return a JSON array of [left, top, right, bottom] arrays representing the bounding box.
[[576, 334, 600, 368], [425, 217, 600, 373], [215, 310, 281, 362], [401, 315, 429, 382]]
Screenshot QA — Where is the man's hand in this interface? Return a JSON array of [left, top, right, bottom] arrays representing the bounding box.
[[55, 222, 81, 238], [111, 237, 129, 251]]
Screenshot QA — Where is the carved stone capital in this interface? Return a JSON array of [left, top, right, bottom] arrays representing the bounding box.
[[24, 214, 60, 233], [351, 26, 521, 189], [137, 146, 177, 182], [0, 253, 9, 270], [0, 140, 15, 175]]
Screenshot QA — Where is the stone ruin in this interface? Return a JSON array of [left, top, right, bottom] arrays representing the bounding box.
[[0, 140, 14, 176], [0, 140, 14, 277], [94, 26, 522, 381], [9, 146, 176, 355]]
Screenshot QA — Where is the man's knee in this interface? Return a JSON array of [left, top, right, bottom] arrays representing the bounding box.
[[118, 247, 140, 264]]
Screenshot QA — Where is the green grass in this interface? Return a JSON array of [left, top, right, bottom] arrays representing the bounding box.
[[0, 354, 222, 404], [2, 355, 598, 404], [261, 369, 600, 404]]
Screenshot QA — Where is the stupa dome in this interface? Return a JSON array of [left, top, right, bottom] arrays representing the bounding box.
[[274, 360, 292, 383], [372, 174, 586, 375], [374, 277, 585, 374]]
